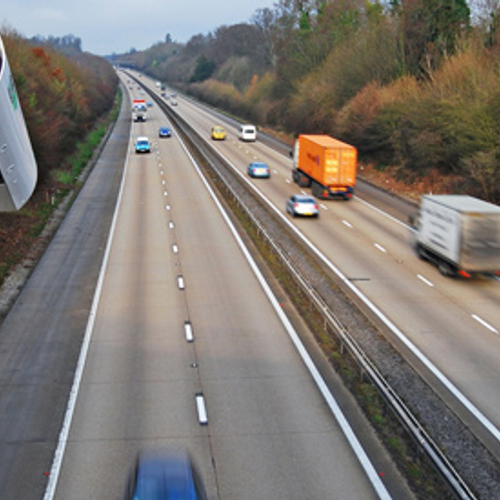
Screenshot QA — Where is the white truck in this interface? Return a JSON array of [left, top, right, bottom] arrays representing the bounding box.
[[415, 194, 500, 277], [132, 99, 147, 122]]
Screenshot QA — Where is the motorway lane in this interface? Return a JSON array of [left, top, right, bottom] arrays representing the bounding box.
[[0, 87, 130, 499], [50, 81, 390, 499], [156, 85, 500, 450]]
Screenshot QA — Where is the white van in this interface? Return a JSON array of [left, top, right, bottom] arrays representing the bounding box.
[[239, 124, 257, 142]]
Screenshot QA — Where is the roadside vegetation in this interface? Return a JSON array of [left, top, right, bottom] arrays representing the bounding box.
[[116, 0, 500, 203], [0, 29, 118, 288]]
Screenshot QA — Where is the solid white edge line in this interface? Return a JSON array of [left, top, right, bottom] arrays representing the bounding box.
[[43, 120, 132, 500], [208, 140, 500, 446], [175, 135, 392, 499], [356, 196, 412, 230]]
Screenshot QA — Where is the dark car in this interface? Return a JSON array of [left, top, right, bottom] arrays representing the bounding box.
[[159, 127, 172, 138], [125, 449, 207, 500]]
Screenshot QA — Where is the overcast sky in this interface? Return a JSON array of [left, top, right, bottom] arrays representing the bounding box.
[[2, 0, 277, 55]]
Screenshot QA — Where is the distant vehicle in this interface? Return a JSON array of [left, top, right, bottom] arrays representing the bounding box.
[[135, 136, 151, 154], [247, 161, 270, 178], [132, 99, 147, 122], [147, 101, 153, 107], [292, 134, 357, 200], [211, 126, 226, 140], [239, 124, 257, 142], [286, 194, 319, 218], [159, 127, 172, 138], [414, 194, 500, 277], [125, 449, 207, 500], [170, 98, 178, 106]]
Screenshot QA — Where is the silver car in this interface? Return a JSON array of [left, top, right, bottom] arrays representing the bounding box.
[[286, 194, 319, 217]]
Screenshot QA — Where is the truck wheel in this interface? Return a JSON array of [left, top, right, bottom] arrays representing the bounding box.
[[297, 174, 311, 188], [416, 244, 426, 260], [311, 181, 322, 198], [438, 261, 457, 277]]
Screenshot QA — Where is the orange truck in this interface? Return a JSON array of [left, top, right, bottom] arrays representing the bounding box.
[[292, 134, 357, 200]]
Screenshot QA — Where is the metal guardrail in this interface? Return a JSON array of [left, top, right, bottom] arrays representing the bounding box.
[[126, 71, 477, 499]]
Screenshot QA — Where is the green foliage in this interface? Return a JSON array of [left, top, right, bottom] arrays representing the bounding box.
[[112, 0, 500, 201], [2, 29, 118, 185], [190, 55, 216, 82], [214, 57, 254, 91], [402, 0, 471, 75]]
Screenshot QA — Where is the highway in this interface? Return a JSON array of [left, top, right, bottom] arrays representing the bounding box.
[[138, 74, 500, 460], [34, 76, 408, 498]]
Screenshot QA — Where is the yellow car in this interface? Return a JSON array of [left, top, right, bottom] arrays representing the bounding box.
[[211, 126, 226, 140]]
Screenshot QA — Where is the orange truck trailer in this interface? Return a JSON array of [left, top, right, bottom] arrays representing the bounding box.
[[292, 134, 357, 200]]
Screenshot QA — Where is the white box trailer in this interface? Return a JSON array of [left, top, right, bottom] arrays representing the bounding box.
[[415, 195, 500, 277]]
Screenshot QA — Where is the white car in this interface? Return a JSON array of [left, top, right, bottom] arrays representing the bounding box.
[[239, 124, 257, 141], [286, 194, 319, 217]]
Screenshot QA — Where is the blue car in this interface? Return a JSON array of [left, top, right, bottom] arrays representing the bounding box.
[[135, 136, 151, 154], [125, 449, 207, 499], [159, 127, 172, 138], [247, 161, 270, 178]]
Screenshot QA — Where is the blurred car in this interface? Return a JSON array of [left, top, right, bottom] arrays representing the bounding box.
[[135, 136, 151, 154], [211, 126, 226, 140], [247, 161, 270, 178], [147, 101, 153, 107], [286, 194, 319, 217], [239, 124, 257, 142], [159, 127, 172, 138], [171, 99, 178, 106], [125, 449, 207, 500]]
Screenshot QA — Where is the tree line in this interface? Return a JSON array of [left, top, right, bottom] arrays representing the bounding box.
[[118, 0, 500, 202], [2, 29, 118, 187]]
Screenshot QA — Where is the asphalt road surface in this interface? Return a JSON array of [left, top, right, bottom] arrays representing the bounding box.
[[0, 79, 409, 499]]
